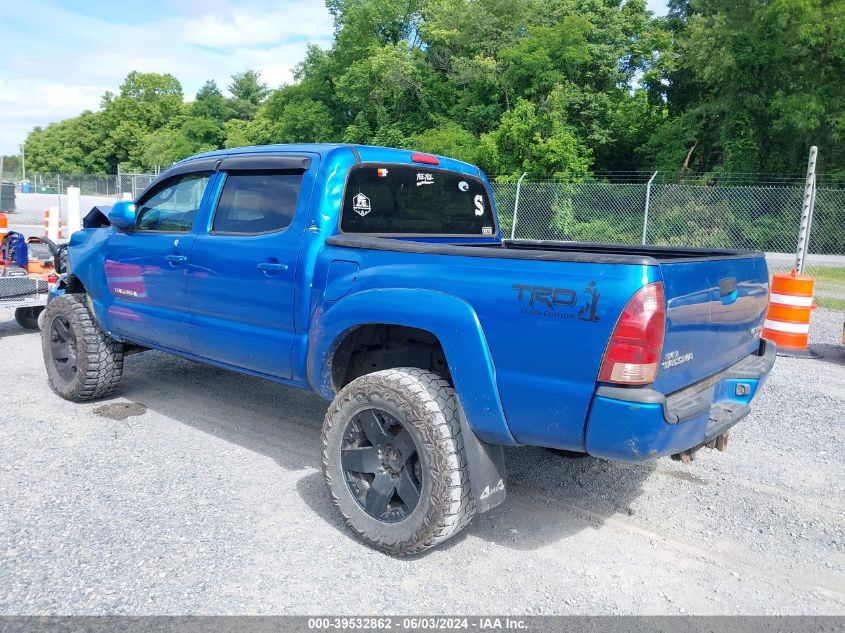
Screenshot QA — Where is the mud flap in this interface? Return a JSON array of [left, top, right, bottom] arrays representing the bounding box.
[[457, 406, 507, 513]]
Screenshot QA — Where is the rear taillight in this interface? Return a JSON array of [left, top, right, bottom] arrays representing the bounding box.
[[598, 282, 666, 385]]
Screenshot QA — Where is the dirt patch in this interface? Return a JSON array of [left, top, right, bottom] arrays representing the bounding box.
[[661, 469, 709, 485], [93, 402, 147, 421]]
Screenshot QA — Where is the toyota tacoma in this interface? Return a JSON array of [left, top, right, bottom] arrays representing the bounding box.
[[41, 144, 775, 554]]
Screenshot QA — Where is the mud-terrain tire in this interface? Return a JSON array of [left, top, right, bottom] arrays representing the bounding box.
[[41, 294, 124, 401], [15, 306, 43, 330], [322, 368, 476, 555]]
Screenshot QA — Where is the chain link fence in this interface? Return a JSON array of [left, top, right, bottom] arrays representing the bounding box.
[[1, 173, 158, 199], [490, 178, 845, 307], [3, 169, 842, 306]]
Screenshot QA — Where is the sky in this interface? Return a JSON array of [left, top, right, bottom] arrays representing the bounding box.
[[0, 0, 668, 156]]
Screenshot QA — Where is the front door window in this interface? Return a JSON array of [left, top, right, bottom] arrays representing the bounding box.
[[136, 172, 212, 233]]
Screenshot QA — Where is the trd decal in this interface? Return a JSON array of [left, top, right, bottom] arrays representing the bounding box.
[[513, 284, 576, 308], [513, 281, 601, 322], [578, 281, 600, 322]]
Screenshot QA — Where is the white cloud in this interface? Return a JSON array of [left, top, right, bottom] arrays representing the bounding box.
[[0, 80, 108, 156], [0, 0, 334, 155], [179, 4, 332, 47], [227, 41, 325, 88], [0, 81, 107, 128]]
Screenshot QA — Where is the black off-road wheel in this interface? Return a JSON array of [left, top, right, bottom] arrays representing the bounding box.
[[15, 306, 44, 330], [322, 368, 475, 555], [41, 294, 124, 401]]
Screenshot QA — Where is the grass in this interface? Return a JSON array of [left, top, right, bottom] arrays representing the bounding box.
[[815, 296, 845, 312], [768, 265, 845, 311], [807, 266, 845, 284]]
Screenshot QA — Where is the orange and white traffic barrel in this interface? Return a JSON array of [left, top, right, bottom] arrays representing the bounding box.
[[43, 208, 63, 240], [762, 271, 818, 357]]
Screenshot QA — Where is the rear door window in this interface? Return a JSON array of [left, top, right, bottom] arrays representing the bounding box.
[[341, 165, 496, 236], [212, 171, 303, 234]]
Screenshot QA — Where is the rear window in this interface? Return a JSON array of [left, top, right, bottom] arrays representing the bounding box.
[[341, 164, 496, 236]]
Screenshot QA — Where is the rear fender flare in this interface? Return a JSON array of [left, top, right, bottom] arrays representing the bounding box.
[[308, 288, 514, 512], [308, 288, 515, 446]]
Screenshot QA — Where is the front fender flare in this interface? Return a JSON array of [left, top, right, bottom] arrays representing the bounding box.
[[308, 288, 516, 447]]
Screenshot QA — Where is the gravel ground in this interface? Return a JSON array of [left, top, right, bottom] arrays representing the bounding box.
[[0, 308, 843, 615]]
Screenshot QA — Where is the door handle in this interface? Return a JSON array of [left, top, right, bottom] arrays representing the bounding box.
[[257, 261, 289, 273], [719, 277, 737, 295], [165, 254, 187, 265], [719, 277, 738, 305]]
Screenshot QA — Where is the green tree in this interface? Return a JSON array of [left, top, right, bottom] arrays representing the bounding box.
[[335, 44, 423, 134], [228, 69, 269, 104], [250, 82, 337, 144], [647, 0, 845, 174], [407, 121, 479, 164], [99, 72, 184, 169], [0, 155, 21, 178], [223, 119, 256, 148], [23, 110, 112, 174], [24, 0, 845, 181], [478, 99, 591, 179], [192, 80, 228, 122]]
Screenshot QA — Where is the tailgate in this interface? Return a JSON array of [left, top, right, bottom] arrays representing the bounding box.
[[653, 254, 769, 394]]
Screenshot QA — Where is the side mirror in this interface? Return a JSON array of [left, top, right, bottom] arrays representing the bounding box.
[[108, 201, 136, 230]]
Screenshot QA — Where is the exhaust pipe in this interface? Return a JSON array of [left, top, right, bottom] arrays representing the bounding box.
[[671, 432, 729, 464]]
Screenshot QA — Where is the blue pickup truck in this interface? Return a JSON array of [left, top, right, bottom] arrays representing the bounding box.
[[41, 144, 775, 554]]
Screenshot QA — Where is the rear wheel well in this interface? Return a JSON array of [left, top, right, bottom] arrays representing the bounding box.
[[331, 325, 451, 391]]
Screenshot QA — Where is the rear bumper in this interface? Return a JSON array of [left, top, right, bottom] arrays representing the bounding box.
[[584, 339, 776, 462]]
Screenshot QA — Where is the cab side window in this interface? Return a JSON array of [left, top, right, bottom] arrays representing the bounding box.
[[135, 172, 212, 232], [212, 171, 303, 234]]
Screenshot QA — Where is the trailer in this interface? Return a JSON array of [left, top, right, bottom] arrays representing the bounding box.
[[0, 273, 50, 329], [1, 219, 58, 330]]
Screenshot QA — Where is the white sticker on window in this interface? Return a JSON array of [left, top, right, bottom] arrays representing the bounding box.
[[474, 194, 484, 216], [416, 173, 434, 187], [482, 226, 493, 235], [352, 192, 371, 217], [458, 180, 469, 192]]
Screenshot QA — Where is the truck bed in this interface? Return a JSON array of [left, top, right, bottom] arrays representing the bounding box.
[[325, 233, 770, 447], [326, 234, 761, 264], [500, 239, 762, 262]]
